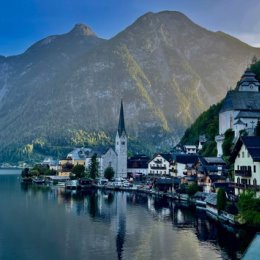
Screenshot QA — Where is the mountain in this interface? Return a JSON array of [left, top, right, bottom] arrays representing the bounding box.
[[0, 11, 260, 163]]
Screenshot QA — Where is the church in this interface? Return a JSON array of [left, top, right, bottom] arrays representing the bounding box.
[[215, 69, 260, 157], [84, 101, 128, 178]]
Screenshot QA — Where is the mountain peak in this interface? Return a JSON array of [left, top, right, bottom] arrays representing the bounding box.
[[69, 24, 96, 37]]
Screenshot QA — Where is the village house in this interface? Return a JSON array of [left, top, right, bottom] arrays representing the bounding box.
[[184, 145, 197, 154], [148, 153, 173, 176], [230, 136, 260, 197], [215, 69, 260, 157], [173, 154, 198, 177], [127, 154, 150, 178], [196, 156, 227, 192]]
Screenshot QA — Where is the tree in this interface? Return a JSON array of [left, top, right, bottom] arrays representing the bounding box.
[[89, 153, 99, 179], [237, 190, 260, 225], [255, 120, 260, 136], [187, 183, 200, 196], [104, 166, 115, 181], [217, 188, 227, 212], [71, 164, 85, 179], [222, 129, 234, 158]]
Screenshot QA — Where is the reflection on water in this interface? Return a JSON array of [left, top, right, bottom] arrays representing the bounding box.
[[0, 172, 256, 260]]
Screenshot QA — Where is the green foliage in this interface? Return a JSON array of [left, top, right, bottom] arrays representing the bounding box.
[[31, 164, 57, 176], [180, 101, 223, 156], [237, 190, 260, 225], [250, 59, 260, 82], [217, 188, 227, 211], [104, 166, 115, 181], [222, 129, 234, 158], [201, 141, 217, 157], [21, 168, 30, 177], [187, 183, 200, 196], [71, 164, 86, 179], [255, 120, 260, 136], [89, 154, 99, 180]]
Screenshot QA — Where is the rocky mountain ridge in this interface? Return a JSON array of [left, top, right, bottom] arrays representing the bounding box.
[[0, 11, 260, 162]]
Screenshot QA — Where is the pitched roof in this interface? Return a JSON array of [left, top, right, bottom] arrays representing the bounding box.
[[230, 136, 260, 162], [150, 153, 173, 163], [235, 111, 260, 119], [117, 100, 126, 137], [203, 157, 226, 165], [220, 91, 260, 113], [175, 154, 198, 164], [205, 193, 217, 206]]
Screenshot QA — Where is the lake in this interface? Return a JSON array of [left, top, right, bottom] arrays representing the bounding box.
[[0, 169, 255, 260]]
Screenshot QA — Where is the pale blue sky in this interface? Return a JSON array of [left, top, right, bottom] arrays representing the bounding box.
[[1, 0, 260, 56]]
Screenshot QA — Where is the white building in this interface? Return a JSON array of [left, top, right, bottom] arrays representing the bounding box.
[[148, 153, 173, 176], [173, 154, 198, 177], [84, 101, 128, 178], [216, 69, 260, 157], [184, 145, 197, 154], [231, 136, 260, 197]]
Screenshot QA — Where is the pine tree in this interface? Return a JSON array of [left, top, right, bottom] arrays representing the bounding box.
[[89, 153, 99, 179], [217, 188, 227, 212]]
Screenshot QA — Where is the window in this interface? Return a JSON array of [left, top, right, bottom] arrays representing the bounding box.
[[237, 177, 240, 184], [242, 152, 244, 158], [254, 165, 256, 173], [241, 179, 247, 185], [253, 179, 257, 186], [237, 165, 239, 170]]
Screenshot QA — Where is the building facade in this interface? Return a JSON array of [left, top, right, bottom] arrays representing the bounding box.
[[216, 69, 260, 157], [148, 153, 173, 176], [231, 136, 260, 197]]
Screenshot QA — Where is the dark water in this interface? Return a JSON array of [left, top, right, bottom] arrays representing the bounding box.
[[0, 170, 255, 260]]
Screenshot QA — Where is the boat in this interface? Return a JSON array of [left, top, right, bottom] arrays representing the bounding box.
[[78, 178, 94, 190], [65, 180, 78, 190], [32, 178, 45, 185]]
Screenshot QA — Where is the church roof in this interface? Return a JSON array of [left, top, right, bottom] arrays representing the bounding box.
[[234, 119, 247, 125], [236, 68, 260, 89], [117, 100, 126, 137], [220, 91, 260, 113]]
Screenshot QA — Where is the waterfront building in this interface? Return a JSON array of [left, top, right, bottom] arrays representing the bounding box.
[[173, 154, 198, 177], [127, 154, 150, 177], [230, 136, 260, 197], [215, 69, 260, 157], [148, 153, 173, 176]]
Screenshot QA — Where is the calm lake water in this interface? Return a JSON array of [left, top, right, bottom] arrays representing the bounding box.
[[0, 169, 255, 260]]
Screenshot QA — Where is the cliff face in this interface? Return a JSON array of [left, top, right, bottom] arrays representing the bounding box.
[[0, 11, 260, 161]]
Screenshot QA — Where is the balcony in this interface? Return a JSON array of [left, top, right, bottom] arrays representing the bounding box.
[[235, 183, 260, 191], [154, 159, 162, 164], [150, 166, 166, 170], [235, 170, 252, 177]]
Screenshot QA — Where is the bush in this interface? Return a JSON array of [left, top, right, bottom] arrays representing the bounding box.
[[104, 166, 115, 181]]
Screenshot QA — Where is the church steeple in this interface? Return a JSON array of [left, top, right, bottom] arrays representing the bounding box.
[[115, 100, 127, 178], [117, 100, 126, 137]]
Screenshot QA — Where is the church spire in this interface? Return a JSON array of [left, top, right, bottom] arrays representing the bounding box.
[[117, 100, 126, 137]]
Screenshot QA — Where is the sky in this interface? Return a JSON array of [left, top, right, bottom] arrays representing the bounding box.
[[1, 0, 260, 56]]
